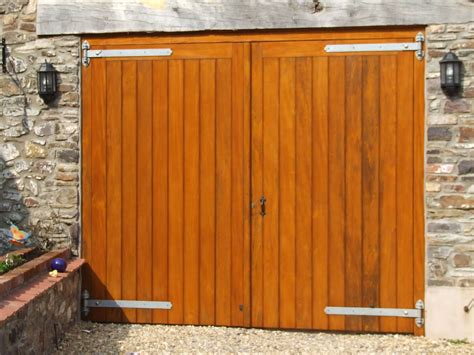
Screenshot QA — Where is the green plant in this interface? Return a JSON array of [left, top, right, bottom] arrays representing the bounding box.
[[0, 254, 26, 275], [447, 338, 470, 345]]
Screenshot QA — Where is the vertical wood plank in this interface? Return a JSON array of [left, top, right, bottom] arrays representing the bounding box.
[[121, 61, 137, 323], [279, 57, 296, 329], [81, 60, 92, 310], [312, 56, 329, 330], [136, 60, 153, 324], [242, 43, 252, 327], [344, 55, 362, 332], [183, 59, 200, 325], [328, 56, 345, 331], [262, 57, 280, 328], [295, 57, 313, 330], [106, 60, 123, 322], [200, 59, 216, 325], [168, 59, 185, 324], [361, 56, 380, 332], [250, 44, 263, 327], [413, 53, 425, 336], [379, 55, 398, 333], [397, 52, 414, 334], [152, 60, 169, 324], [90, 58, 107, 322], [231, 44, 246, 326], [215, 59, 232, 325]]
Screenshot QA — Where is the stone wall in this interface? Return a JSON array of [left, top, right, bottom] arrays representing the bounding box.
[[0, 0, 80, 254], [426, 23, 474, 287]]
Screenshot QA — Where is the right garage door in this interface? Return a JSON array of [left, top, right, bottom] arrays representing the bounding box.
[[250, 36, 424, 334]]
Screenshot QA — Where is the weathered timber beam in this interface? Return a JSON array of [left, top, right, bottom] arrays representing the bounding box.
[[37, 0, 474, 35]]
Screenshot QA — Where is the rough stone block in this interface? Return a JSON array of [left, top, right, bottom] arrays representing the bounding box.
[[444, 99, 471, 114], [453, 254, 472, 268], [25, 141, 48, 159], [428, 127, 452, 141], [0, 143, 20, 161], [428, 114, 458, 125], [439, 195, 474, 210], [459, 127, 474, 142], [426, 164, 455, 174], [458, 160, 474, 175], [428, 223, 462, 233], [57, 149, 79, 163]]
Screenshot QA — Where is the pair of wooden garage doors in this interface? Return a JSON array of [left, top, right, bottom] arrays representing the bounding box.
[[82, 28, 424, 334]]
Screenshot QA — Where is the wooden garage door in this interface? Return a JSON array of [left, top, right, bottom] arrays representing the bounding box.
[[82, 42, 251, 326], [82, 29, 424, 334], [250, 39, 424, 334]]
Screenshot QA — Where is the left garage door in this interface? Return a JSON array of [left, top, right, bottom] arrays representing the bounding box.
[[82, 42, 251, 326]]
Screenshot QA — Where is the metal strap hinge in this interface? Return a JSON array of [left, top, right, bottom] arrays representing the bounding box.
[[81, 290, 172, 316], [325, 299, 425, 327], [82, 40, 173, 67], [325, 32, 424, 60]]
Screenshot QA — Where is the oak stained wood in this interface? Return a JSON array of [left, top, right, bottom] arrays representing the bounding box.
[[82, 30, 424, 333], [250, 33, 424, 333], [82, 42, 250, 327]]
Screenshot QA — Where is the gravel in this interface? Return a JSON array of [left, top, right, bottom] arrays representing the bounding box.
[[55, 321, 474, 354]]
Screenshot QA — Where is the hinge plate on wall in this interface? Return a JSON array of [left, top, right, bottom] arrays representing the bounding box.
[[325, 32, 424, 60], [325, 299, 425, 327]]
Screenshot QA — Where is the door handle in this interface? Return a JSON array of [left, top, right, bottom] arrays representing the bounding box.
[[260, 196, 266, 217]]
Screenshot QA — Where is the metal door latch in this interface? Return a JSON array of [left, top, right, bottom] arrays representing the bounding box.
[[260, 196, 266, 216], [325, 299, 425, 328], [82, 290, 172, 317]]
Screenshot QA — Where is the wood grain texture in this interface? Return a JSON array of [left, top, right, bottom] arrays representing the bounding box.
[[89, 59, 107, 322], [361, 55, 380, 332], [121, 61, 138, 323], [262, 57, 280, 328], [312, 56, 329, 330], [250, 43, 264, 328], [82, 41, 248, 328], [344, 55, 362, 332], [183, 59, 200, 325], [136, 60, 153, 324], [379, 55, 398, 333], [82, 31, 425, 333], [105, 60, 123, 323], [295, 57, 313, 330], [38, 0, 472, 35], [152, 60, 169, 324]]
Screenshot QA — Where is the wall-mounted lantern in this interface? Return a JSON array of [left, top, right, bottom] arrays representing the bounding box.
[[440, 52, 462, 96], [37, 61, 58, 103]]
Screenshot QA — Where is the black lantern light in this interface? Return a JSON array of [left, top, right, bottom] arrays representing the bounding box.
[[440, 52, 462, 96], [37, 61, 58, 103]]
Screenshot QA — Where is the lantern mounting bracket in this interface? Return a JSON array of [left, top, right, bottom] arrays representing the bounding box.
[[1, 38, 7, 73]]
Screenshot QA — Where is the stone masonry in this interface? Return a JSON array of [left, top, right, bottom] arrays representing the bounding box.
[[0, 0, 80, 255], [426, 23, 474, 287]]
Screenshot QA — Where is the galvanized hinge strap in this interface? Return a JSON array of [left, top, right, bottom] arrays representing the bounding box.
[[82, 40, 172, 67], [325, 299, 425, 328], [82, 290, 172, 316], [325, 32, 424, 60]]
